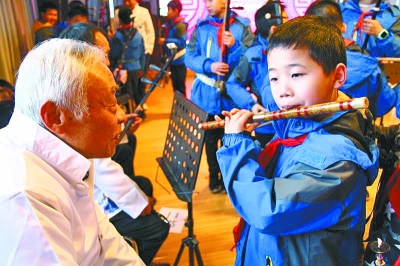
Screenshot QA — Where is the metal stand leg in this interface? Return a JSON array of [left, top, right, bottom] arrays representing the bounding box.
[[173, 201, 203, 266]]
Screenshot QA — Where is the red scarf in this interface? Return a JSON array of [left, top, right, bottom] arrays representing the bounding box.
[[231, 133, 309, 250], [353, 11, 373, 43], [208, 17, 235, 55], [118, 24, 132, 31]]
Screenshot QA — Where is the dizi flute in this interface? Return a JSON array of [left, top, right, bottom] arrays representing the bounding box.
[[198, 97, 369, 130]]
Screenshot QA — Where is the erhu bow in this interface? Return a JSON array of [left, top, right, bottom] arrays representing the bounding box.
[[118, 44, 178, 143], [361, 0, 382, 50], [215, 0, 232, 96]]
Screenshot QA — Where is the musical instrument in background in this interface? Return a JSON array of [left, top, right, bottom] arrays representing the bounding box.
[[118, 43, 178, 143], [198, 97, 369, 130]]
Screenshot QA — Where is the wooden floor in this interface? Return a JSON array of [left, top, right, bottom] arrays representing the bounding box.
[[134, 70, 386, 265]]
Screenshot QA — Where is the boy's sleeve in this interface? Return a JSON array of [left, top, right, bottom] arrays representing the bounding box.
[[217, 134, 368, 236], [382, 11, 400, 57], [226, 54, 257, 110], [185, 26, 213, 74], [227, 25, 254, 67], [165, 23, 187, 49], [144, 9, 155, 54]]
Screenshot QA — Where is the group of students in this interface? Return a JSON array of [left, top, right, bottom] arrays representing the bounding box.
[[32, 0, 187, 114], [185, 0, 400, 264], [2, 0, 400, 265]]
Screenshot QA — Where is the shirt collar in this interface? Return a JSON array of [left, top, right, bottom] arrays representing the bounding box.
[[7, 110, 91, 186]]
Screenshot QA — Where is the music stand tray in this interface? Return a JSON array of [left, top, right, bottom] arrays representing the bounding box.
[[156, 91, 208, 266]]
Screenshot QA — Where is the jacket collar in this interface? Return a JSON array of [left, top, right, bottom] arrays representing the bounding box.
[[7, 110, 91, 186]]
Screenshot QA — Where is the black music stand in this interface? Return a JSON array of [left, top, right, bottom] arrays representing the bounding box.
[[156, 91, 208, 266]]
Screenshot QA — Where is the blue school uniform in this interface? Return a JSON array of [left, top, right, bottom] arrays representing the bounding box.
[[185, 12, 254, 115], [217, 101, 379, 265], [226, 35, 270, 110]]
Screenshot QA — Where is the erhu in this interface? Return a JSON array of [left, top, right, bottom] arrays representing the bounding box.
[[214, 0, 239, 96], [199, 97, 369, 130], [118, 43, 178, 143]]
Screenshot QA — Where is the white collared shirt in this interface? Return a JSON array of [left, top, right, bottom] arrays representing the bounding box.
[[0, 110, 144, 265]]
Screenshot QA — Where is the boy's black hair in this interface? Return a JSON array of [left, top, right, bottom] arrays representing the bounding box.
[[118, 6, 133, 25], [267, 15, 346, 75], [305, 0, 343, 26], [39, 1, 58, 13], [255, 0, 285, 39], [167, 0, 183, 13], [59, 22, 108, 44], [67, 2, 89, 19]]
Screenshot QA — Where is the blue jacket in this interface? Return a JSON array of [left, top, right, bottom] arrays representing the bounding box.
[[343, 46, 400, 117], [340, 0, 400, 57], [185, 12, 254, 115], [162, 17, 187, 65], [109, 28, 145, 72], [217, 102, 379, 265], [226, 35, 269, 110]]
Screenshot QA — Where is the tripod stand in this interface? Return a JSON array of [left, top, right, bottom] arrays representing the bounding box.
[[156, 92, 208, 266], [174, 200, 203, 266]]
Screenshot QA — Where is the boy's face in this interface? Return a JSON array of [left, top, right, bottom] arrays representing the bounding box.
[[41, 8, 58, 26], [167, 7, 179, 20], [205, 0, 226, 18], [268, 47, 344, 109], [124, 0, 137, 9]]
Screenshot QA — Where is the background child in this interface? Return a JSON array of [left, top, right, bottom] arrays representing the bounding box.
[[109, 6, 146, 113], [305, 0, 400, 119], [216, 15, 379, 265], [226, 0, 285, 114], [340, 0, 400, 57], [185, 0, 254, 193], [158, 0, 187, 96]]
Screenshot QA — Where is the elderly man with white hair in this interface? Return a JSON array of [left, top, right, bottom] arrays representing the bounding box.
[[0, 38, 144, 265]]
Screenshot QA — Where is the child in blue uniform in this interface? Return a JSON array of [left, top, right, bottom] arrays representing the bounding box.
[[109, 5, 146, 110], [216, 16, 379, 265], [159, 0, 187, 96], [226, 0, 285, 113], [306, 0, 400, 119], [340, 0, 400, 57], [185, 0, 253, 193]]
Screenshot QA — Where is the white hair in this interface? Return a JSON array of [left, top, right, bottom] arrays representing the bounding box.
[[14, 38, 107, 124]]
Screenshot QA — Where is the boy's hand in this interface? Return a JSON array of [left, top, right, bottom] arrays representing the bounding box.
[[158, 37, 165, 45], [124, 113, 142, 133], [211, 62, 229, 76], [222, 31, 235, 48], [215, 109, 257, 134], [363, 18, 384, 37], [113, 68, 128, 84], [251, 103, 266, 114]]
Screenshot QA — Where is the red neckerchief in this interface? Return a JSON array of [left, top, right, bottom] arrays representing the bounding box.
[[258, 133, 308, 170], [353, 11, 373, 43], [118, 24, 132, 31], [231, 133, 309, 251], [344, 38, 355, 48], [208, 16, 235, 54]]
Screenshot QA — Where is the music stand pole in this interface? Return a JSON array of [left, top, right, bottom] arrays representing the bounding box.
[[174, 199, 203, 266]]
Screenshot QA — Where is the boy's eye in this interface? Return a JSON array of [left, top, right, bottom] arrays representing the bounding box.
[[291, 73, 303, 78], [270, 77, 278, 82]]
